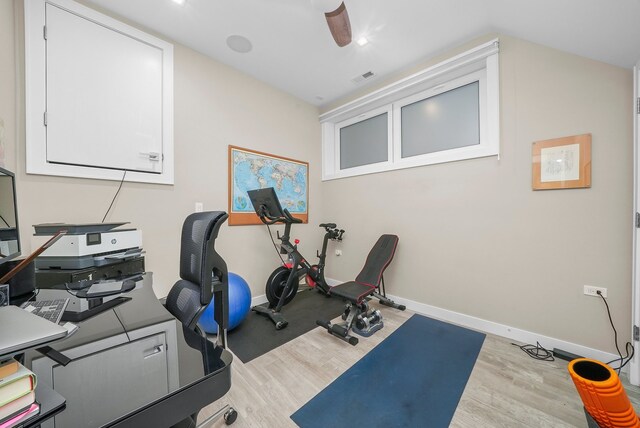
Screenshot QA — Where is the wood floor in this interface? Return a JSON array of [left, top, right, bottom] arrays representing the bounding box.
[[198, 302, 640, 427]]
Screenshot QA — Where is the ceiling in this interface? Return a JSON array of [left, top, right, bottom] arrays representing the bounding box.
[[86, 0, 640, 107]]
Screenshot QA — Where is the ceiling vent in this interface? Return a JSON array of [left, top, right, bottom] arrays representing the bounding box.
[[351, 71, 375, 84]]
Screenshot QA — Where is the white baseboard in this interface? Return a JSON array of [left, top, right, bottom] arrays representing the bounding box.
[[384, 292, 622, 371], [324, 278, 342, 286], [264, 277, 621, 371], [252, 294, 268, 307]]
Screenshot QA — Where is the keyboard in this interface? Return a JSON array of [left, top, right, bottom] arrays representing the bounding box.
[[21, 298, 70, 325]]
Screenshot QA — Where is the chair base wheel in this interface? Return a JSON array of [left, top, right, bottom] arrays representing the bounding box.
[[224, 408, 238, 425]]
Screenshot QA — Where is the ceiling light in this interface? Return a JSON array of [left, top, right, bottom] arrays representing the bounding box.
[[226, 35, 253, 54], [171, 0, 185, 5], [356, 37, 368, 47]]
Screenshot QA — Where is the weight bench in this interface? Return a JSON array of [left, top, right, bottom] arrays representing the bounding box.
[[316, 234, 405, 345]]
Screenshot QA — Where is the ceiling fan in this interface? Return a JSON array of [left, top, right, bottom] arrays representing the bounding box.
[[312, 0, 352, 47]]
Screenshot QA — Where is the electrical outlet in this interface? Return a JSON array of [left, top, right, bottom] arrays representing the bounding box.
[[584, 285, 607, 298], [195, 202, 203, 213]]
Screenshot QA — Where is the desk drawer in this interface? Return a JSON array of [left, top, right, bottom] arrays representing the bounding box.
[[50, 333, 169, 428]]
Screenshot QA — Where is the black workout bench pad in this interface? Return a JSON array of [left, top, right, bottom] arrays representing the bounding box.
[[316, 234, 404, 346], [330, 234, 399, 303], [329, 281, 375, 304]]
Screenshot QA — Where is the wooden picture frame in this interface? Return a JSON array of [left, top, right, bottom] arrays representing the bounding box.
[[532, 134, 591, 190], [228, 146, 309, 226]]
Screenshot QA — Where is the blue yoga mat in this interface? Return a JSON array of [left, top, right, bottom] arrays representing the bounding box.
[[291, 314, 485, 428]]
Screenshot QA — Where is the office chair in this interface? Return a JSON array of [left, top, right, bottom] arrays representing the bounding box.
[[165, 211, 237, 426], [166, 211, 229, 339]]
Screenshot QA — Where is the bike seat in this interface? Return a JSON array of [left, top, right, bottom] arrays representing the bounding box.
[[319, 223, 337, 229]]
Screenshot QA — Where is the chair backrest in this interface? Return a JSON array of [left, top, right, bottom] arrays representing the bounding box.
[[166, 211, 228, 330], [355, 234, 399, 288]]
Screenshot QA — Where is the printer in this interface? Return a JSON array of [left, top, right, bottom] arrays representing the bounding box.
[[32, 222, 143, 270]]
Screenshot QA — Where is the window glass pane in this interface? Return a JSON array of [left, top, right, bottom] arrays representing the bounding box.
[[340, 113, 388, 169], [401, 81, 480, 158]]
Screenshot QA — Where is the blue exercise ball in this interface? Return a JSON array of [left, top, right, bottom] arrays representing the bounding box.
[[199, 272, 252, 334]]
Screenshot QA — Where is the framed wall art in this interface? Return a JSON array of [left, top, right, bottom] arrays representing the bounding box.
[[228, 146, 309, 225], [532, 134, 591, 190]]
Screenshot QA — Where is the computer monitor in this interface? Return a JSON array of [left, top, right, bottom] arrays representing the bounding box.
[[0, 167, 65, 300], [0, 167, 20, 265], [247, 187, 285, 220]]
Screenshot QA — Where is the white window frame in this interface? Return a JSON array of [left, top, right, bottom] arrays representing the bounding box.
[[320, 39, 500, 181], [392, 69, 487, 169], [334, 105, 393, 176], [25, 0, 174, 185]]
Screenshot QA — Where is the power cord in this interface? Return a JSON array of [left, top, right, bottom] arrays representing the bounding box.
[[511, 341, 555, 361], [112, 309, 131, 342], [265, 222, 285, 265], [22, 288, 39, 304], [64, 282, 79, 298], [608, 342, 635, 374], [597, 290, 634, 374], [101, 170, 127, 223]]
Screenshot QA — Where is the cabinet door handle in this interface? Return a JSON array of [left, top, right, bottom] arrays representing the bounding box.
[[143, 344, 164, 359], [139, 151, 161, 161]]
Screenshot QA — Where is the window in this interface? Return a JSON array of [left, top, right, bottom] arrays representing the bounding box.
[[340, 113, 388, 169], [399, 80, 480, 158], [25, 0, 174, 184], [333, 106, 393, 175], [320, 40, 499, 180]]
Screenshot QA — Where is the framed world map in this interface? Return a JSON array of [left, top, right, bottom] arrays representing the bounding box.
[[228, 145, 309, 225]]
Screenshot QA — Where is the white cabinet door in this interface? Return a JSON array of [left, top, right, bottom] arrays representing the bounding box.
[[51, 333, 169, 428], [25, 0, 174, 184], [46, 3, 163, 174]]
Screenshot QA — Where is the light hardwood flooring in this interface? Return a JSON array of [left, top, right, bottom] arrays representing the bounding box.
[[199, 303, 640, 427]]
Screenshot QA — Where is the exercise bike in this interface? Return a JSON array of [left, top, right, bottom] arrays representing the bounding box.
[[248, 187, 344, 330]]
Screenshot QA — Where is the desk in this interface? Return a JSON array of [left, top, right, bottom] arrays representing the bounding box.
[[22, 274, 233, 428]]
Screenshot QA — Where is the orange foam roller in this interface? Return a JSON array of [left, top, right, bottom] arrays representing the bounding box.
[[568, 358, 640, 428]]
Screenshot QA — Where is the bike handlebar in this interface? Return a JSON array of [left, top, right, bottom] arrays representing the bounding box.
[[256, 205, 341, 242], [284, 209, 303, 224], [324, 226, 345, 241], [257, 205, 302, 225]]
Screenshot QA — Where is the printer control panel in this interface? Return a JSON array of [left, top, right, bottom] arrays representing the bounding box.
[[86, 232, 101, 246]]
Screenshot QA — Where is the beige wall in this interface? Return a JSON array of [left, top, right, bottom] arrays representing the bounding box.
[[1, 0, 634, 355], [3, 0, 323, 298], [1, 1, 16, 169], [320, 35, 633, 354]]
